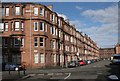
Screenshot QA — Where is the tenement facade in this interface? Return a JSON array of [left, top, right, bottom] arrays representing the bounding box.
[[0, 3, 99, 68], [99, 48, 115, 59]]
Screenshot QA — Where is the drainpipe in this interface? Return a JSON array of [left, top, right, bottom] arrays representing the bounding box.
[[30, 4, 32, 68]]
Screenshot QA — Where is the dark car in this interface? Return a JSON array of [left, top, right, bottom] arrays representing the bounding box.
[[2, 63, 24, 71], [68, 61, 79, 68], [78, 60, 86, 66]]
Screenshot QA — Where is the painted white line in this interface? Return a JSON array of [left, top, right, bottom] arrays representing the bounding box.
[[48, 73, 54, 76], [64, 73, 71, 79]]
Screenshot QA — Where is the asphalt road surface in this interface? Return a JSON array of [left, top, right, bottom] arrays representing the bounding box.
[[2, 60, 120, 81]]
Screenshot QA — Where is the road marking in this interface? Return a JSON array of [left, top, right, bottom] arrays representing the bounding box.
[[64, 73, 71, 79], [48, 73, 54, 75]]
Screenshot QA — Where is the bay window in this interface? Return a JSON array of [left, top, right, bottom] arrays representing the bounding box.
[[40, 37, 44, 47], [34, 22, 38, 31], [40, 22, 44, 31], [5, 8, 9, 16], [40, 53, 44, 63], [34, 37, 38, 47], [15, 22, 20, 31], [34, 7, 38, 16], [15, 7, 20, 15]]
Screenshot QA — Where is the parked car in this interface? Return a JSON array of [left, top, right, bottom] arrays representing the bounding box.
[[87, 60, 91, 64], [78, 60, 86, 66], [68, 61, 79, 68], [111, 54, 120, 65], [2, 63, 24, 71]]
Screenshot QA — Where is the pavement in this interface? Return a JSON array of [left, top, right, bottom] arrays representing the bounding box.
[[1, 66, 66, 81]]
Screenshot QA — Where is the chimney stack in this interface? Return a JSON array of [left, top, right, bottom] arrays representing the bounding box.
[[47, 5, 53, 11]]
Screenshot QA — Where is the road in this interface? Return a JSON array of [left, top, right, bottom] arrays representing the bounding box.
[[2, 60, 120, 81]]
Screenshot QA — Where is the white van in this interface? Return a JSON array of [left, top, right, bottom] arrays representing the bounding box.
[[112, 54, 120, 64]]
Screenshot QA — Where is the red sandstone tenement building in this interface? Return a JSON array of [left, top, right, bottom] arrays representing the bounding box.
[[99, 48, 115, 59], [0, 3, 99, 68], [115, 44, 120, 54]]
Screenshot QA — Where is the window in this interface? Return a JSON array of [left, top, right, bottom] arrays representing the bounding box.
[[5, 23, 8, 31], [34, 8, 38, 16], [34, 22, 38, 31], [55, 28, 58, 36], [15, 7, 20, 15], [5, 8, 9, 16], [56, 40, 58, 49], [34, 37, 38, 47], [11, 22, 14, 31], [21, 22, 24, 31], [0, 23, 4, 31], [4, 38, 8, 47], [40, 7, 44, 16], [51, 14, 54, 22], [59, 30, 61, 37], [21, 38, 24, 47], [34, 53, 38, 64], [40, 53, 44, 63], [40, 22, 44, 31], [15, 22, 20, 31], [40, 37, 44, 47], [51, 26, 55, 35], [45, 24, 47, 32], [52, 40, 55, 49], [14, 38, 19, 47], [58, 18, 60, 27]]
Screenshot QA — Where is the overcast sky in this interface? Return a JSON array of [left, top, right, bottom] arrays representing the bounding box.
[[1, 0, 119, 48]]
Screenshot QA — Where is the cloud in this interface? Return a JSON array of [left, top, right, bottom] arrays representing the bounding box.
[[73, 5, 118, 48], [76, 6, 83, 10], [81, 5, 118, 24], [70, 20, 86, 30]]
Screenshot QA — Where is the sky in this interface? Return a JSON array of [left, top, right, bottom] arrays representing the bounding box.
[[39, 2, 118, 48], [1, 0, 119, 48]]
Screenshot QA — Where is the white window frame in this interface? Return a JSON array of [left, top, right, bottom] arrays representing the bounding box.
[[11, 22, 14, 31], [34, 7, 38, 16], [45, 24, 47, 32], [40, 7, 44, 16], [21, 22, 24, 31], [5, 23, 8, 31], [58, 18, 60, 27], [0, 23, 4, 31], [40, 22, 44, 31], [14, 38, 19, 47], [52, 40, 55, 49], [34, 53, 39, 64], [15, 7, 20, 15], [40, 37, 44, 47], [5, 8, 9, 16], [21, 38, 24, 47], [34, 22, 38, 31], [52, 14, 55, 22], [15, 22, 20, 31], [34, 37, 38, 47], [40, 53, 44, 63]]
